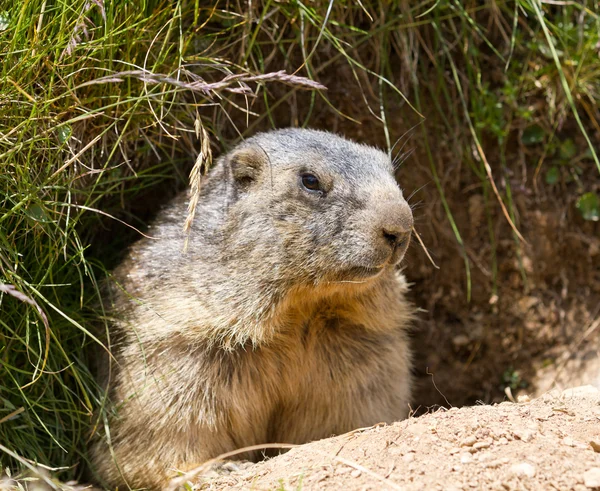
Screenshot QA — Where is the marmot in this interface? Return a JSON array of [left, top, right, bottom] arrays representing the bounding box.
[[91, 128, 414, 489]]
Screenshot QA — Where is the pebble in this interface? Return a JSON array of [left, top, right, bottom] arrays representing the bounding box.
[[351, 469, 362, 478], [476, 452, 492, 462], [584, 468, 600, 488], [461, 435, 477, 447], [510, 462, 536, 478]]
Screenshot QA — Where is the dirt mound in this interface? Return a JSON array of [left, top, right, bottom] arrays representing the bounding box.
[[194, 386, 600, 490]]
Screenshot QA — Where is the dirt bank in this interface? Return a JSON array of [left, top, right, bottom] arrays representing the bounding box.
[[190, 386, 600, 490]]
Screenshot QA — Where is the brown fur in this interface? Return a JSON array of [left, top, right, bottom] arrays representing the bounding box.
[[90, 129, 414, 489]]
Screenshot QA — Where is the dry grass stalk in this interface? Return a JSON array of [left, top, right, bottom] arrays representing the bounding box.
[[183, 118, 213, 252]]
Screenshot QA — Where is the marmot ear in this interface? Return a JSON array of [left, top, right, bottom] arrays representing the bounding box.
[[228, 145, 268, 188]]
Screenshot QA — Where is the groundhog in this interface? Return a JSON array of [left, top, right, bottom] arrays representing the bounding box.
[[91, 128, 414, 489]]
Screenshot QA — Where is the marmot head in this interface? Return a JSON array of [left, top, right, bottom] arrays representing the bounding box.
[[216, 128, 413, 289]]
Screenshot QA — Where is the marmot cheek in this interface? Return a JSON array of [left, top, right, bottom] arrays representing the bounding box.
[[329, 235, 388, 271]]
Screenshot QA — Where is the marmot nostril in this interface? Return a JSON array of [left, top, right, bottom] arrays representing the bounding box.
[[382, 228, 410, 249], [383, 229, 400, 247]]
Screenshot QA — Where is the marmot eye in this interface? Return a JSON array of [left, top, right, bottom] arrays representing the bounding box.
[[301, 173, 321, 192]]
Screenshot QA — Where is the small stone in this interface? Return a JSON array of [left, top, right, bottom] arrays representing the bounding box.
[[517, 394, 531, 403], [461, 435, 477, 447], [460, 453, 473, 464], [474, 440, 491, 450], [590, 441, 600, 453], [510, 462, 536, 478], [498, 437, 508, 445], [477, 452, 492, 462], [562, 438, 589, 449], [584, 468, 600, 488], [449, 447, 461, 455], [351, 469, 362, 478]]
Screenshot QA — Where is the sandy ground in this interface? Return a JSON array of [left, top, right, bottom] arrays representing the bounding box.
[[2, 386, 599, 490], [188, 385, 600, 491]]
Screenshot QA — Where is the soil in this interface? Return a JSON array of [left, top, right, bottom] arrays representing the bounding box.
[[184, 386, 600, 491]]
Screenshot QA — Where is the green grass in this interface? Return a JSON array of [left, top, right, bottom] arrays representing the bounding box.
[[410, 0, 600, 294], [1, 0, 599, 487]]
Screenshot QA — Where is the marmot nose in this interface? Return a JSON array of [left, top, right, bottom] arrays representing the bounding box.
[[372, 197, 413, 264]]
